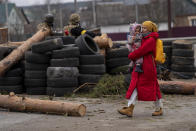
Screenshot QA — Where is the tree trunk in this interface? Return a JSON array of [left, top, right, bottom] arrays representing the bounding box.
[[0, 92, 86, 117], [0, 27, 51, 76], [159, 80, 196, 95]]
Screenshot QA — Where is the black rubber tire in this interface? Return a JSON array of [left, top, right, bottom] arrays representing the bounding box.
[[63, 44, 77, 48], [45, 36, 61, 40], [52, 32, 63, 36], [163, 46, 172, 54], [0, 77, 22, 86], [171, 56, 194, 65], [32, 38, 64, 53], [45, 36, 75, 45], [172, 71, 195, 79], [25, 62, 48, 71], [124, 73, 131, 86], [4, 68, 23, 77], [47, 67, 79, 79], [47, 87, 75, 97], [79, 74, 102, 85], [25, 51, 49, 64], [25, 71, 46, 79], [50, 58, 79, 67], [24, 79, 46, 87], [47, 77, 78, 88], [0, 46, 14, 60], [172, 42, 192, 49], [52, 47, 80, 59], [0, 85, 23, 94], [106, 57, 130, 69], [171, 64, 195, 72], [79, 54, 105, 65], [106, 48, 129, 59], [163, 41, 172, 46], [172, 49, 194, 57], [26, 87, 46, 95], [79, 64, 106, 75], [108, 65, 130, 74], [61, 36, 75, 45], [75, 34, 100, 55], [165, 51, 172, 60]]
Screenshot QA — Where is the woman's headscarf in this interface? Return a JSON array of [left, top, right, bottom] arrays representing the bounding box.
[[142, 21, 158, 32]]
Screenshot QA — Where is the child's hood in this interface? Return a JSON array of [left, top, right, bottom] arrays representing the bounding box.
[[130, 23, 141, 33]]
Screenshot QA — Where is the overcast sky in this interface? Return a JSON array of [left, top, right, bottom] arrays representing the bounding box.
[[8, 0, 90, 6]]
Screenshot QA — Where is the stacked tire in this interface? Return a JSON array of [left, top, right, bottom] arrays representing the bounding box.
[[171, 40, 195, 79], [75, 34, 106, 90], [24, 51, 49, 95], [0, 46, 24, 94], [79, 54, 106, 86], [45, 36, 75, 45], [47, 46, 80, 96], [25, 38, 64, 95], [163, 41, 172, 70], [106, 47, 130, 74]]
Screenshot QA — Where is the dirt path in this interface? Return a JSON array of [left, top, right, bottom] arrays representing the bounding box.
[[0, 94, 196, 131]]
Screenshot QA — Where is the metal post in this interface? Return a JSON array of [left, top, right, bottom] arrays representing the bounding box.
[[60, 8, 63, 32], [47, 0, 51, 14], [167, 0, 172, 37], [135, 0, 138, 23], [74, 0, 77, 12], [5, 0, 10, 41], [92, 0, 97, 26]]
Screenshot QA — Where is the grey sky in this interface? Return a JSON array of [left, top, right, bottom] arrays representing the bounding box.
[[8, 0, 90, 6]]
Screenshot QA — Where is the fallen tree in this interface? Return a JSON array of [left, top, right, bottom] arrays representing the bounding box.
[[0, 92, 86, 117], [159, 80, 196, 95], [0, 27, 51, 76]]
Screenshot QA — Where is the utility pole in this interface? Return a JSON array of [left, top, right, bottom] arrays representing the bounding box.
[[74, 0, 77, 12], [167, 0, 172, 37], [92, 0, 97, 26], [135, 0, 138, 23], [47, 0, 51, 14], [5, 0, 10, 41], [60, 8, 63, 32]]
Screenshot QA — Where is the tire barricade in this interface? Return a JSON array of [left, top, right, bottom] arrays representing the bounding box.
[[0, 46, 23, 94]]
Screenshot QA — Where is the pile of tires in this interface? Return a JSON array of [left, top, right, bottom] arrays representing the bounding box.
[[106, 47, 131, 85], [163, 41, 172, 70], [25, 38, 64, 95], [45, 36, 75, 45], [47, 42, 79, 96], [106, 47, 130, 74], [0, 46, 24, 94], [171, 40, 195, 79], [75, 34, 106, 89]]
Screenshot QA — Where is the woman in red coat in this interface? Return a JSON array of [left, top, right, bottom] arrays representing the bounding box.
[[118, 21, 163, 117]]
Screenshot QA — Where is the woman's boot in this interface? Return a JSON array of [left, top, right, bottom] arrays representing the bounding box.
[[118, 104, 134, 117], [152, 108, 163, 116]]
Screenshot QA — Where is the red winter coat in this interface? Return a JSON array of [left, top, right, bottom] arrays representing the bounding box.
[[125, 32, 162, 101]]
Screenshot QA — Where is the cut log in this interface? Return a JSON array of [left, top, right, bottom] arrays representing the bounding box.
[[93, 33, 113, 49], [159, 80, 196, 95], [0, 92, 86, 117], [0, 27, 51, 76]]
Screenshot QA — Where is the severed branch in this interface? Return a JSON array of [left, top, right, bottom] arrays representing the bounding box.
[[73, 83, 96, 93]]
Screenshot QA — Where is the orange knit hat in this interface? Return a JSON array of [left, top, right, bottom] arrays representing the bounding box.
[[142, 21, 158, 32]]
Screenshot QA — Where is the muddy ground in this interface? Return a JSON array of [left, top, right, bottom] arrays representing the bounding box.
[[0, 94, 196, 131]]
